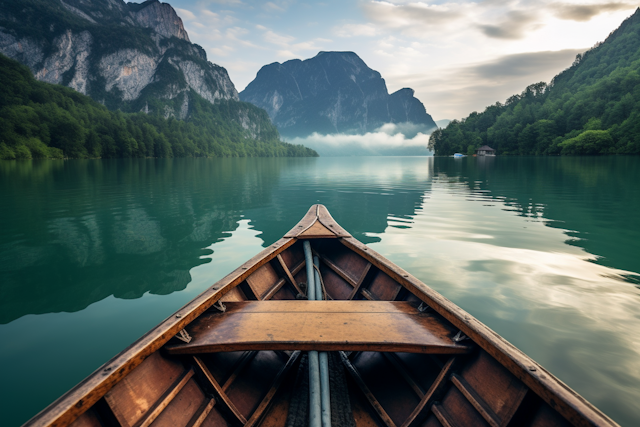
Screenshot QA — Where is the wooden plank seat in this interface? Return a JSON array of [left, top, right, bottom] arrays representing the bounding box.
[[165, 301, 473, 355]]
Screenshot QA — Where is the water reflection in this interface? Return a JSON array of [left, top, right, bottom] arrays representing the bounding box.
[[0, 159, 282, 323], [369, 158, 640, 425], [0, 158, 430, 323], [2, 156, 640, 426]]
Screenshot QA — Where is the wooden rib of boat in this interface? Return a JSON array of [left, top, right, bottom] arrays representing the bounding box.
[[24, 204, 618, 427]]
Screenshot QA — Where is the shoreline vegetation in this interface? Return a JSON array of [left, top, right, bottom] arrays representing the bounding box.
[[429, 8, 640, 157], [0, 54, 318, 160]]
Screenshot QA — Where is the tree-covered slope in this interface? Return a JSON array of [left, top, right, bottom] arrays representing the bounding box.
[[0, 54, 317, 159], [429, 8, 640, 156]]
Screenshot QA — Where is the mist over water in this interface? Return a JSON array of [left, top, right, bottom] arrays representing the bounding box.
[[1, 156, 639, 426], [286, 123, 434, 156]]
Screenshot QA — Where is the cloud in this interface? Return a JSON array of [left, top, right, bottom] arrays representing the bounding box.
[[264, 2, 285, 12], [359, 0, 638, 40], [333, 23, 378, 37], [362, 1, 464, 36], [287, 124, 434, 156], [551, 2, 636, 22], [393, 48, 585, 119], [175, 8, 196, 21], [470, 49, 586, 79], [203, 0, 244, 5], [477, 10, 543, 39], [264, 30, 296, 46]]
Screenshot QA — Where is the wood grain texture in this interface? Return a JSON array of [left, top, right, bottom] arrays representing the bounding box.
[[192, 356, 247, 425], [104, 352, 186, 427], [401, 357, 458, 427], [24, 236, 296, 427], [166, 301, 471, 355], [341, 352, 396, 427], [244, 351, 301, 427], [339, 236, 619, 427], [147, 378, 204, 427], [246, 263, 281, 300], [186, 399, 215, 427], [23, 204, 620, 427], [457, 351, 528, 426], [67, 410, 101, 427]]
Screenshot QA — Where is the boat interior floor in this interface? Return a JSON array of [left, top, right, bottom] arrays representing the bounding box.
[[64, 234, 579, 427]]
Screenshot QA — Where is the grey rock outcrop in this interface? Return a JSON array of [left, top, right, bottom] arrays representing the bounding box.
[[0, 0, 238, 118], [132, 0, 190, 42], [240, 51, 436, 138]]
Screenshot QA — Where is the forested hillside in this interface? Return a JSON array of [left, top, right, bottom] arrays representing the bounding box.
[[429, 8, 640, 156], [0, 54, 317, 159]]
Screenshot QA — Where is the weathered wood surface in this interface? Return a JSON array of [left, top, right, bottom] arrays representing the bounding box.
[[23, 204, 620, 427], [339, 236, 619, 427], [165, 301, 472, 355], [22, 236, 297, 427]]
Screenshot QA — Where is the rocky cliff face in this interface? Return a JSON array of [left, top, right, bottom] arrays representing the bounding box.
[[240, 51, 437, 138], [0, 0, 238, 119]]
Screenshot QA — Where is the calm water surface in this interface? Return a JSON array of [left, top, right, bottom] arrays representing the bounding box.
[[1, 157, 639, 426]]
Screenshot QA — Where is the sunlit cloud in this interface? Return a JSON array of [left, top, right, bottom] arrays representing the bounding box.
[[551, 1, 636, 21], [360, 0, 638, 40], [391, 48, 585, 119], [170, 0, 639, 119]]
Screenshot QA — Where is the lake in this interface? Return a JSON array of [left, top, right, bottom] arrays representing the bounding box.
[[1, 156, 639, 426]]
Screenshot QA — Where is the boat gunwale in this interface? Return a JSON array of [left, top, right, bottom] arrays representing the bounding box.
[[22, 204, 619, 427], [339, 235, 619, 427]]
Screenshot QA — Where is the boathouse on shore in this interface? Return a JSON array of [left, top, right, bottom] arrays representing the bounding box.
[[476, 145, 496, 156]]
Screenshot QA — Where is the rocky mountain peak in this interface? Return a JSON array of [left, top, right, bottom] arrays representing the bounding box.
[[0, 0, 238, 119], [130, 0, 190, 42], [240, 51, 436, 138]]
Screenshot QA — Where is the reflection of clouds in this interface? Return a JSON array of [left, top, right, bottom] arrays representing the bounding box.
[[112, 208, 166, 255], [370, 182, 640, 423]]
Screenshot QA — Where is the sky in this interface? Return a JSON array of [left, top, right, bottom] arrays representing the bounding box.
[[155, 0, 638, 121]]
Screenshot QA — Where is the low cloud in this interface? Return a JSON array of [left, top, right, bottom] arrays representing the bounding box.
[[287, 123, 433, 156]]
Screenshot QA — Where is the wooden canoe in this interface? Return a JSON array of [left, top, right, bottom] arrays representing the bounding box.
[[23, 204, 619, 427]]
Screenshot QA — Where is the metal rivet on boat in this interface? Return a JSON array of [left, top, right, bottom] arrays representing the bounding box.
[[176, 314, 182, 318], [529, 366, 537, 372]]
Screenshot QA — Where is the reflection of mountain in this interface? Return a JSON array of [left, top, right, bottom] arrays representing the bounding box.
[[0, 157, 433, 323], [0, 159, 283, 324], [245, 157, 433, 246], [432, 156, 640, 277]]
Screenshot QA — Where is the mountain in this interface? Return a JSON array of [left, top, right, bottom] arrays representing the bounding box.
[[0, 53, 317, 159], [0, 0, 319, 158], [429, 9, 640, 156], [0, 0, 240, 119], [240, 51, 437, 138]]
